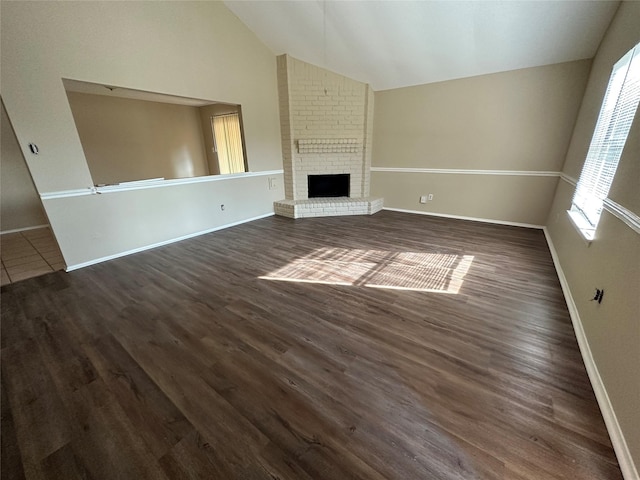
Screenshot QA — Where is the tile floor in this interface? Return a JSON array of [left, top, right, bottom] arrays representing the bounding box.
[[1, 227, 65, 286]]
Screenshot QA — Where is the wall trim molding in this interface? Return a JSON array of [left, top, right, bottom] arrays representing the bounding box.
[[559, 174, 640, 235], [560, 172, 578, 186], [40, 188, 95, 200], [371, 167, 561, 177], [65, 212, 275, 272], [543, 228, 638, 480], [603, 198, 640, 235], [40, 170, 285, 200], [0, 224, 49, 235], [382, 207, 543, 229]]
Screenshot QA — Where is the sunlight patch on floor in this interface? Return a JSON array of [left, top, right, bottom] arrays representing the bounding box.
[[260, 248, 474, 293]]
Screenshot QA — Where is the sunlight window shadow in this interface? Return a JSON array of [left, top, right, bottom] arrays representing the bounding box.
[[259, 248, 474, 294]]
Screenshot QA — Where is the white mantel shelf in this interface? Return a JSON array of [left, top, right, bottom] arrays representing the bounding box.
[[274, 197, 383, 219]]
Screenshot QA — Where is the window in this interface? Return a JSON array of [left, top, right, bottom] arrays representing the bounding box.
[[211, 113, 247, 174], [569, 42, 640, 240]]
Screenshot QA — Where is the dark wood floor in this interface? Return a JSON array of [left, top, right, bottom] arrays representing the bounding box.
[[1, 211, 622, 479]]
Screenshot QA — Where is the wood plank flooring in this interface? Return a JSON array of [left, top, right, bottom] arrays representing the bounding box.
[[0, 211, 623, 479]]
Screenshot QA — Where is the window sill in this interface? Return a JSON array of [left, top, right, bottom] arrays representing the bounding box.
[[567, 210, 594, 246]]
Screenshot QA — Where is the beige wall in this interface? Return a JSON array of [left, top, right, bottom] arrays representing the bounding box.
[[546, 1, 640, 471], [372, 60, 591, 225], [1, 1, 283, 266], [67, 92, 209, 184], [199, 103, 242, 176], [373, 172, 559, 226], [1, 102, 47, 232]]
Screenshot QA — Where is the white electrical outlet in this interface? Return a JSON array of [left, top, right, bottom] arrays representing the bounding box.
[[420, 196, 427, 204], [428, 194, 434, 201], [268, 177, 277, 190]]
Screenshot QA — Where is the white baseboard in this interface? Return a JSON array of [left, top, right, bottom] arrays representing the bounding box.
[[0, 224, 49, 235], [65, 212, 274, 272], [543, 227, 638, 480], [382, 207, 543, 229]]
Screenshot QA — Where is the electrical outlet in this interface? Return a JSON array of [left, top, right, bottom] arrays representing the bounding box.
[[268, 177, 277, 190], [420, 196, 427, 204], [428, 193, 434, 201]]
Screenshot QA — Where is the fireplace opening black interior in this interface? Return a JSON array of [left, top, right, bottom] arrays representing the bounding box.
[[308, 174, 350, 198]]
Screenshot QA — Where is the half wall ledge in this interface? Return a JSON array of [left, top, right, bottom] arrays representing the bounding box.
[[274, 197, 384, 219]]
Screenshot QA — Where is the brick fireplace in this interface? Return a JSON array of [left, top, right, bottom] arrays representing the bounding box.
[[273, 55, 383, 219]]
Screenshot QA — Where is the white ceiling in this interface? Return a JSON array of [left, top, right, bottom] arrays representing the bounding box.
[[224, 0, 620, 91]]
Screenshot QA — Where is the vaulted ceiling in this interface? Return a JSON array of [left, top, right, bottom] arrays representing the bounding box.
[[224, 0, 620, 91]]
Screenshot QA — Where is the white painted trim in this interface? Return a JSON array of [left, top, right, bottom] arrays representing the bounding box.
[[543, 228, 639, 480], [95, 170, 284, 194], [0, 224, 49, 235], [65, 212, 275, 272], [566, 209, 595, 244], [603, 198, 640, 235], [40, 187, 96, 200], [560, 173, 578, 186], [40, 170, 284, 200], [382, 207, 543, 229], [560, 174, 639, 235], [371, 167, 560, 177]]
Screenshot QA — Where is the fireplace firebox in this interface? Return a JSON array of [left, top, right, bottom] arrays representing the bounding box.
[[308, 174, 350, 198]]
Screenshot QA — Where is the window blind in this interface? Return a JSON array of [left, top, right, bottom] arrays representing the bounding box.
[[571, 42, 640, 237], [212, 113, 246, 175]]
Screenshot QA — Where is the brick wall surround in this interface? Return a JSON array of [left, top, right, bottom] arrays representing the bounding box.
[[275, 54, 382, 218]]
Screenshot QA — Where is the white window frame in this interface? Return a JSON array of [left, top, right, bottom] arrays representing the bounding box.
[[568, 42, 640, 241]]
